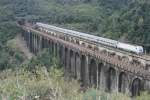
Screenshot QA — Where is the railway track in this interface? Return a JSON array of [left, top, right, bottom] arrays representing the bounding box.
[[98, 43, 150, 62], [61, 32, 150, 63]]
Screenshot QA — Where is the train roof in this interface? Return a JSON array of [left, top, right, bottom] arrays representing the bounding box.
[[36, 22, 118, 44]]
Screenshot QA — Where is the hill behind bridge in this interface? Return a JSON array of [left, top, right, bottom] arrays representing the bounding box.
[[0, 0, 150, 45]]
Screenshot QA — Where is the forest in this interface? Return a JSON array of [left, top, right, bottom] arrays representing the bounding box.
[[1, 0, 150, 43], [0, 0, 150, 99]]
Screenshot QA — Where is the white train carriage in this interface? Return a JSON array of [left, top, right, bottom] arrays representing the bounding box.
[[64, 29, 118, 48], [36, 22, 144, 55], [96, 37, 118, 48], [117, 42, 143, 54]]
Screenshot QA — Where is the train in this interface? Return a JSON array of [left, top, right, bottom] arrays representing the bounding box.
[[35, 22, 144, 55]]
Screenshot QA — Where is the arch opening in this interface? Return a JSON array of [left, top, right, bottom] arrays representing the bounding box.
[[75, 52, 81, 80], [107, 67, 116, 92], [54, 43, 58, 57], [29, 32, 32, 52], [59, 45, 63, 66], [45, 38, 48, 48], [81, 55, 86, 85], [64, 47, 68, 69], [48, 40, 51, 53], [118, 72, 128, 93], [97, 63, 103, 88], [131, 78, 141, 96], [89, 59, 97, 87], [70, 50, 74, 73], [37, 35, 40, 53], [51, 41, 54, 55]]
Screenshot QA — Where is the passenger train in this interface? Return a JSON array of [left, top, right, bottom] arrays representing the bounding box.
[[36, 22, 144, 54]]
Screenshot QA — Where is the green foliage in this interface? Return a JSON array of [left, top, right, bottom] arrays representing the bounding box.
[[0, 22, 21, 44], [98, 0, 150, 45], [0, 38, 25, 70], [0, 66, 82, 100], [0, 0, 150, 61], [0, 66, 149, 100], [27, 49, 58, 70], [136, 92, 150, 100]]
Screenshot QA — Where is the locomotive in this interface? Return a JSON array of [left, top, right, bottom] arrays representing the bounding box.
[[36, 22, 144, 55]]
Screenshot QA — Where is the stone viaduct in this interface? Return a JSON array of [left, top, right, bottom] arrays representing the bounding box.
[[20, 24, 150, 96]]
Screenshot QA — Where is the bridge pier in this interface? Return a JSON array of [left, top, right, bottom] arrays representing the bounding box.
[[36, 35, 39, 53], [31, 33, 34, 53], [52, 41, 55, 56], [38, 36, 42, 52], [70, 50, 76, 77], [64, 47, 68, 70], [41, 37, 44, 49], [34, 34, 38, 55], [28, 32, 31, 52], [99, 62, 107, 91], [53, 43, 57, 57], [33, 34, 36, 55], [75, 52, 81, 81], [67, 49, 71, 74], [80, 55, 85, 85], [97, 62, 102, 89], [33, 33, 35, 54], [58, 44, 63, 66], [62, 46, 66, 67], [56, 43, 60, 59], [81, 55, 89, 86]]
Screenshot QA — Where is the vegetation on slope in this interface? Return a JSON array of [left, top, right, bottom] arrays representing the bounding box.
[[1, 0, 150, 44], [0, 48, 144, 99], [0, 51, 149, 99]]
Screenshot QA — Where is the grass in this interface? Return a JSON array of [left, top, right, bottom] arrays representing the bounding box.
[[0, 66, 149, 100], [0, 66, 83, 100]]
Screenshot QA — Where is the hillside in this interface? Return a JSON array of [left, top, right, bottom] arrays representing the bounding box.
[[1, 0, 150, 44]]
